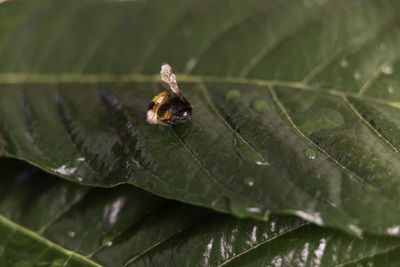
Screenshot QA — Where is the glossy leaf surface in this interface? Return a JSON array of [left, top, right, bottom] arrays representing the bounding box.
[[2, 158, 400, 267], [1, 0, 400, 237]]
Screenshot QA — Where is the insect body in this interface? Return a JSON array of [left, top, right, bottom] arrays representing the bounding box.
[[146, 63, 193, 126]]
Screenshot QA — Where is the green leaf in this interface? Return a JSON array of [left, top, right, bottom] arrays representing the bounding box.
[[2, 158, 400, 267], [1, 0, 400, 237]]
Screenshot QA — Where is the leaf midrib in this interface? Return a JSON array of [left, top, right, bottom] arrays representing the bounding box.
[[0, 215, 101, 267], [0, 73, 398, 110], [217, 222, 310, 267]]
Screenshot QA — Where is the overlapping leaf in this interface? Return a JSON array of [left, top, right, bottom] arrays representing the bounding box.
[[2, 159, 400, 266]]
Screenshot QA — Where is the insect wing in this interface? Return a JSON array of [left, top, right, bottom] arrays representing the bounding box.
[[160, 63, 181, 97]]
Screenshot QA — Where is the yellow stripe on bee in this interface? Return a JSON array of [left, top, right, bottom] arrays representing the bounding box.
[[152, 91, 168, 105], [158, 109, 171, 121]]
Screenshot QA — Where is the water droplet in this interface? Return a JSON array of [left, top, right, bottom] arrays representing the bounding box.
[[348, 224, 362, 237], [51, 165, 77, 176], [75, 177, 83, 182], [233, 135, 267, 165], [388, 86, 394, 94], [246, 207, 262, 214], [251, 100, 270, 113], [229, 200, 248, 217], [229, 199, 266, 219], [225, 89, 240, 101], [387, 225, 400, 236], [211, 195, 230, 211], [313, 138, 321, 145], [382, 65, 393, 75], [353, 72, 361, 80], [243, 178, 255, 187], [340, 59, 349, 68], [304, 149, 317, 160], [294, 211, 323, 225], [67, 230, 75, 238], [264, 210, 271, 220], [102, 235, 114, 247]]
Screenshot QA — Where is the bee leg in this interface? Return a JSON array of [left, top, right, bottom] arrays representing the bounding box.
[[157, 110, 172, 126], [152, 92, 169, 105], [158, 120, 171, 126]]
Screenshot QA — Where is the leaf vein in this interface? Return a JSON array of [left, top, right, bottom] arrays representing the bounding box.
[[198, 82, 267, 163], [342, 95, 400, 159], [183, 0, 266, 74], [0, 224, 16, 258], [268, 85, 372, 188], [88, 201, 169, 257], [19, 90, 66, 169], [135, 0, 200, 72], [55, 91, 113, 181], [98, 89, 206, 199], [0, 215, 102, 267], [37, 189, 91, 235], [1, 73, 399, 110], [240, 0, 358, 77], [0, 0, 45, 59], [33, 3, 89, 72], [122, 211, 212, 266], [334, 242, 400, 266], [170, 128, 263, 209], [358, 56, 400, 96], [75, 0, 150, 73], [302, 17, 398, 83], [217, 222, 310, 267]]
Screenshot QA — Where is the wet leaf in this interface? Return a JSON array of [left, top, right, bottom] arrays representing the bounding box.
[[1, 0, 400, 236], [2, 158, 400, 267]]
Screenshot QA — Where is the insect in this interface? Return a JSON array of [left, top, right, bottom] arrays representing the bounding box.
[[146, 63, 193, 126]]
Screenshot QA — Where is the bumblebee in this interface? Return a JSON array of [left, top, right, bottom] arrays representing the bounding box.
[[146, 63, 193, 126]]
